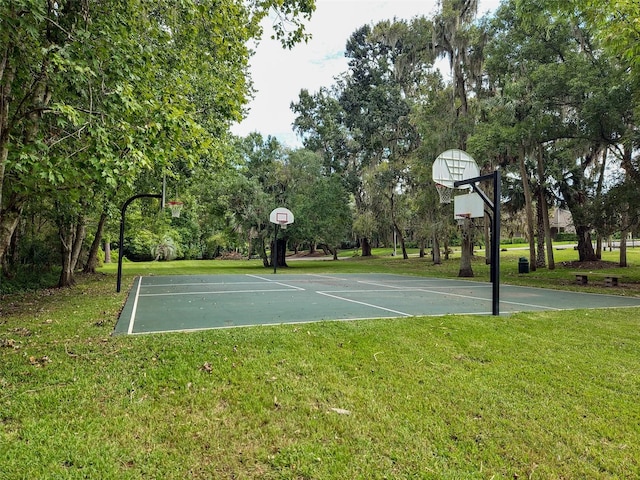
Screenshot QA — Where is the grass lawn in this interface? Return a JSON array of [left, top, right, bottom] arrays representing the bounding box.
[[2, 248, 640, 478]]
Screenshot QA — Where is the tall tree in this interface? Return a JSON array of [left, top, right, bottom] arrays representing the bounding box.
[[0, 0, 316, 280], [431, 0, 483, 277]]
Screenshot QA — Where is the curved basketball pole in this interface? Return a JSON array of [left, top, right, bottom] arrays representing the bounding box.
[[455, 170, 501, 316], [116, 193, 163, 293]]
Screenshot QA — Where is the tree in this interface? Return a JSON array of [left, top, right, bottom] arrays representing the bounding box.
[[473, 0, 636, 266], [293, 19, 433, 257], [431, 0, 485, 277], [1, 0, 316, 284]]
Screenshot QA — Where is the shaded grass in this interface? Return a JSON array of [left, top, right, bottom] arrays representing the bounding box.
[[2, 250, 640, 478]]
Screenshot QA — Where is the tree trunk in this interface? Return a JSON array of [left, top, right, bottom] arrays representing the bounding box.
[[0, 47, 17, 219], [104, 237, 112, 263], [259, 237, 269, 267], [619, 211, 629, 267], [432, 235, 441, 264], [575, 225, 597, 262], [361, 237, 372, 256], [0, 194, 25, 260], [536, 146, 555, 270], [535, 200, 546, 268], [519, 144, 536, 271], [458, 217, 474, 277], [419, 240, 425, 258], [58, 215, 86, 288], [620, 232, 627, 268], [83, 212, 107, 273], [393, 224, 408, 260]]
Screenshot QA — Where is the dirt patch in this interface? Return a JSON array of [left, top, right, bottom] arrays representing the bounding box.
[[288, 251, 331, 258], [561, 260, 619, 270]]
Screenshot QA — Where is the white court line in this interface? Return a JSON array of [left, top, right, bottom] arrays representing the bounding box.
[[410, 287, 562, 311], [316, 291, 413, 317], [139, 288, 299, 297], [357, 280, 562, 312], [141, 281, 285, 288], [246, 274, 305, 291], [306, 273, 348, 281], [127, 277, 143, 335]]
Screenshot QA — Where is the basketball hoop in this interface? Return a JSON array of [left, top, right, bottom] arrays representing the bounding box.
[[456, 213, 471, 226], [270, 207, 294, 229], [435, 183, 453, 204], [166, 201, 183, 218]]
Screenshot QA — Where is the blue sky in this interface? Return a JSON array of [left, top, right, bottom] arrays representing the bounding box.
[[231, 0, 502, 148]]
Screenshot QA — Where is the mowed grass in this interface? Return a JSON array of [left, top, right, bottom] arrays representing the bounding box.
[[2, 248, 640, 478]]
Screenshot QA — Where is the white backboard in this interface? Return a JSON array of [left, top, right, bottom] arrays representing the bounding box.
[[454, 192, 485, 219], [269, 207, 294, 225], [433, 149, 480, 189]]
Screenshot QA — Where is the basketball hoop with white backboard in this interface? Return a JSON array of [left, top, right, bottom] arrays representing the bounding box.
[[432, 149, 502, 316], [432, 149, 480, 204], [269, 207, 294, 229]]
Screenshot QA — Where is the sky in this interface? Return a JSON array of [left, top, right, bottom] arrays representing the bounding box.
[[230, 0, 502, 148]]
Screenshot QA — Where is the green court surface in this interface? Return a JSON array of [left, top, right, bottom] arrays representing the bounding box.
[[114, 273, 640, 335]]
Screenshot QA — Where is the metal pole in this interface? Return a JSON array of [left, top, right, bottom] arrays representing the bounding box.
[[455, 170, 501, 316], [492, 170, 501, 316], [273, 224, 279, 274], [116, 193, 162, 292]]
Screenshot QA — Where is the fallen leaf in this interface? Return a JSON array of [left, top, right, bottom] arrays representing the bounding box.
[[330, 407, 351, 415], [1, 339, 17, 348], [29, 356, 51, 367], [200, 362, 212, 373]]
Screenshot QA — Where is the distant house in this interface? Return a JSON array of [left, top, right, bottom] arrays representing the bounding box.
[[549, 208, 575, 236]]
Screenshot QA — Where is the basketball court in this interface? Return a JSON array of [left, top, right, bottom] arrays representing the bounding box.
[[114, 273, 640, 335]]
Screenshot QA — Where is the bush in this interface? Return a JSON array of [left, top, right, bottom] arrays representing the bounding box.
[[151, 236, 178, 261], [555, 232, 578, 242], [125, 229, 183, 261], [125, 229, 156, 261], [0, 266, 60, 294]]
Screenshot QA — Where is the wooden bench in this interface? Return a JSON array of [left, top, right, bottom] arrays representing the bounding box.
[[572, 272, 621, 287]]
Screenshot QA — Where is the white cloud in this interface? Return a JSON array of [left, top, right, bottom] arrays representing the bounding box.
[[231, 0, 501, 148]]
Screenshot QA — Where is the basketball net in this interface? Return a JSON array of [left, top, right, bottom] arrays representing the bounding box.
[[167, 201, 183, 218], [435, 183, 453, 204], [456, 213, 470, 226]]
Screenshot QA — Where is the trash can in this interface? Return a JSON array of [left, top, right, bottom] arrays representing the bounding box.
[[518, 257, 529, 274]]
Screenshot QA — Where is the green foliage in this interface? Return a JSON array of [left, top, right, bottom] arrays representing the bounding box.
[[151, 235, 179, 261], [555, 232, 578, 242], [0, 267, 60, 294], [126, 229, 182, 262], [0, 0, 317, 282], [126, 229, 157, 261]]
